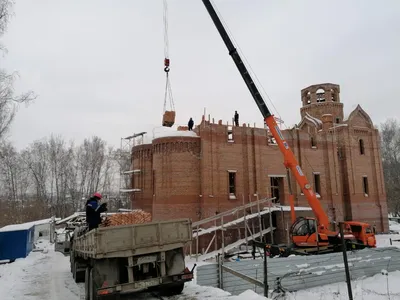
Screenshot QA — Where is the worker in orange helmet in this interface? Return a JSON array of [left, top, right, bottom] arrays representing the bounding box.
[[85, 192, 107, 230]]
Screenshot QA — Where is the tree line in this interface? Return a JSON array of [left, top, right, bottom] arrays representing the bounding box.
[[1, 0, 400, 226], [0, 1, 131, 226], [380, 119, 400, 217], [0, 136, 133, 226]]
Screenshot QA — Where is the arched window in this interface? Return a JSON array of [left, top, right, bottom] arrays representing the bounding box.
[[331, 89, 337, 102], [359, 139, 365, 155], [303, 91, 311, 105], [316, 88, 325, 103], [311, 136, 316, 147], [306, 91, 311, 104]]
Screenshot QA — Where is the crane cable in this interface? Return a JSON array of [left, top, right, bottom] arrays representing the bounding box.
[[163, 0, 175, 113]]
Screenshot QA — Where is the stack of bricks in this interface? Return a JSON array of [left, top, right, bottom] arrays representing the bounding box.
[[102, 211, 152, 227], [162, 111, 176, 127]]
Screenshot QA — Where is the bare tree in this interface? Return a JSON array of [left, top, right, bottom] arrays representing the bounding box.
[[0, 141, 32, 224], [21, 140, 49, 204], [76, 136, 106, 197], [380, 118, 400, 216], [0, 0, 36, 141], [0, 134, 120, 225], [0, 71, 35, 139], [0, 0, 13, 37], [66, 136, 117, 211], [100, 146, 119, 209]]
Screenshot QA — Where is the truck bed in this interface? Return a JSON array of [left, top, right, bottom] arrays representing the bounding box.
[[73, 218, 192, 259]]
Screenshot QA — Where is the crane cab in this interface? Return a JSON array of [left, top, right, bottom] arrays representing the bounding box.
[[289, 217, 376, 251], [289, 217, 330, 248]]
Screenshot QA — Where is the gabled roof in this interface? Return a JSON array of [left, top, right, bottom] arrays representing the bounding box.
[[344, 104, 374, 127], [298, 112, 323, 129]]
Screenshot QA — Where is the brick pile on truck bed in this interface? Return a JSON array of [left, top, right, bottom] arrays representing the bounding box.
[[101, 210, 152, 227]]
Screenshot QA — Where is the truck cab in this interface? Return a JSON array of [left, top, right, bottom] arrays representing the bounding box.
[[345, 221, 376, 248]]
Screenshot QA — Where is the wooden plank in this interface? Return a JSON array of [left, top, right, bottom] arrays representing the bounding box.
[[192, 197, 275, 227], [222, 265, 264, 288], [198, 227, 274, 261]]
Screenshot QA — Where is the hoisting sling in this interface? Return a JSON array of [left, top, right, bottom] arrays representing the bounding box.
[[162, 0, 176, 127]]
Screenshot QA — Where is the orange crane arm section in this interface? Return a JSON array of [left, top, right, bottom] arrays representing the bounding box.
[[265, 116, 330, 229]]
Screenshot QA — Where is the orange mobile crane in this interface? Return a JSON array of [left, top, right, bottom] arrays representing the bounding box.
[[201, 1, 376, 256]]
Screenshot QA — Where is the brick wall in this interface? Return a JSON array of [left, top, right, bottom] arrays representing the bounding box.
[[130, 83, 389, 246]]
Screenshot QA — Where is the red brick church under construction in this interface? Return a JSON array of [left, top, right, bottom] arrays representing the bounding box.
[[130, 83, 389, 234]]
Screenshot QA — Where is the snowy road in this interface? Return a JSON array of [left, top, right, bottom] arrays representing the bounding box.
[[0, 240, 265, 300], [3, 229, 400, 300], [0, 241, 81, 300]]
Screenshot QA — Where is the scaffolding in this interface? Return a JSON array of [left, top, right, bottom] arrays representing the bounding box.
[[118, 132, 147, 209], [189, 196, 277, 262]]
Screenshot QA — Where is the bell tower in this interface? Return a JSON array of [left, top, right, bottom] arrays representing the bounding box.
[[300, 83, 344, 123]]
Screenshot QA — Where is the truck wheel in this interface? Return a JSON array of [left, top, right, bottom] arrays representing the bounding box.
[[74, 261, 85, 283], [89, 268, 99, 300], [70, 254, 74, 273], [159, 282, 185, 296], [72, 260, 76, 280], [84, 267, 91, 300]]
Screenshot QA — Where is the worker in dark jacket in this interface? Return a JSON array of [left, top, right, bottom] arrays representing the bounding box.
[[234, 111, 239, 127], [85, 192, 107, 230], [188, 117, 194, 131]]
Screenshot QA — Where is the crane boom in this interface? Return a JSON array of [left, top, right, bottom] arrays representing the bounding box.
[[201, 0, 330, 229]]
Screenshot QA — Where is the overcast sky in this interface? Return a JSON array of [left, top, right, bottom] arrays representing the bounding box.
[[2, 0, 400, 150]]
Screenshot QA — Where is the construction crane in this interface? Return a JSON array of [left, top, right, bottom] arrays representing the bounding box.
[[200, 0, 376, 254], [162, 0, 176, 127]]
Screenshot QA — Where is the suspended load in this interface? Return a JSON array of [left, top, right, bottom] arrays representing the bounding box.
[[162, 61, 175, 127], [163, 110, 176, 127], [162, 0, 176, 127]]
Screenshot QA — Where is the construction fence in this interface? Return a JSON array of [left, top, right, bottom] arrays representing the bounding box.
[[196, 246, 400, 297]]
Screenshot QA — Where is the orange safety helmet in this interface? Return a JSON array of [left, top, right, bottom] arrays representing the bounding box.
[[93, 192, 102, 199]]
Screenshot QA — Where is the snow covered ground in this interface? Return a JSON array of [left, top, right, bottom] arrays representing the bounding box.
[[376, 221, 400, 249], [0, 240, 80, 300], [0, 239, 267, 300], [288, 270, 400, 300], [290, 221, 400, 300], [2, 221, 400, 300]]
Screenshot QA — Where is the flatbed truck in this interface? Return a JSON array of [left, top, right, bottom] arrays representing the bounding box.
[[70, 218, 195, 299]]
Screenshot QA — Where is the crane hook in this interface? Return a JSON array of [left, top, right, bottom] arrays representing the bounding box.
[[164, 58, 170, 73]]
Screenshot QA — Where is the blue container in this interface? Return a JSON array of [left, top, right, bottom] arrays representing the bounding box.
[[0, 224, 35, 261]]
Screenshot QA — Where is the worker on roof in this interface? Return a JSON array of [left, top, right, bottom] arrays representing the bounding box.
[[234, 111, 239, 127], [188, 117, 194, 131], [85, 192, 107, 230]]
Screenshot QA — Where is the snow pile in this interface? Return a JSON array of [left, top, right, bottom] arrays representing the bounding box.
[[389, 220, 400, 233], [290, 270, 400, 300], [0, 217, 59, 233], [142, 126, 199, 144], [0, 222, 34, 232], [177, 284, 269, 299], [376, 221, 400, 248], [232, 290, 269, 299], [0, 239, 80, 300]]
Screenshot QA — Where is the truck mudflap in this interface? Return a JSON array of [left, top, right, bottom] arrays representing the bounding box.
[[96, 265, 196, 297]]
